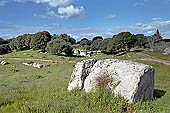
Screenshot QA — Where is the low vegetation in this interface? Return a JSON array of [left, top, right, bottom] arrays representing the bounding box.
[[0, 50, 170, 112]]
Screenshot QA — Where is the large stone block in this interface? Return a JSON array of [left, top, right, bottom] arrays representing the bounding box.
[[68, 59, 154, 103]]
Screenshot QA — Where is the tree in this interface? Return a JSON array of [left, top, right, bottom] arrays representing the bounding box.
[[46, 39, 73, 55], [106, 32, 136, 54], [30, 31, 52, 50], [90, 39, 103, 50], [0, 38, 9, 45], [78, 38, 91, 50], [113, 32, 136, 51], [92, 36, 103, 42], [10, 35, 27, 50], [10, 31, 52, 51], [0, 44, 11, 55], [100, 38, 111, 51], [52, 34, 76, 45], [134, 34, 147, 48], [0, 38, 5, 44]]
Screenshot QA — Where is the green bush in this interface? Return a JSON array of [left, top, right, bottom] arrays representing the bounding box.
[[46, 39, 73, 55]]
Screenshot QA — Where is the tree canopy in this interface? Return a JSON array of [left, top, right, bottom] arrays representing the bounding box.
[[52, 34, 76, 45], [46, 39, 73, 55]]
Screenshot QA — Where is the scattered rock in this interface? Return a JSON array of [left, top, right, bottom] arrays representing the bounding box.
[[68, 59, 154, 103], [23, 62, 50, 68], [73, 49, 80, 55], [163, 47, 170, 55], [73, 49, 92, 57], [0, 61, 9, 65]]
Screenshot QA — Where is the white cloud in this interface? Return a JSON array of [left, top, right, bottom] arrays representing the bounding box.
[[152, 17, 162, 21], [34, 5, 85, 19], [15, 0, 74, 7], [133, 2, 144, 7], [1, 19, 170, 40], [104, 15, 116, 20], [69, 34, 79, 39], [147, 31, 153, 34], [58, 5, 85, 19], [110, 20, 170, 38], [0, 1, 7, 6], [15, 0, 85, 20], [105, 32, 114, 36]]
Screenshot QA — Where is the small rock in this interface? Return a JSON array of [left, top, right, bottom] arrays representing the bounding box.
[[1, 61, 9, 65], [163, 47, 170, 55], [23, 62, 50, 68]]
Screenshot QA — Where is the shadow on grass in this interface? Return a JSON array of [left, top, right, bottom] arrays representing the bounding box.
[[57, 54, 85, 58], [133, 49, 144, 53], [153, 89, 166, 99]]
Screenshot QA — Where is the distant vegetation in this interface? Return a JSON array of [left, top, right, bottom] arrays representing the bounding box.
[[0, 29, 169, 56], [46, 38, 73, 55]]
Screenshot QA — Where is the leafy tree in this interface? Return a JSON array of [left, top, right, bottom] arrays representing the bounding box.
[[10, 35, 27, 50], [80, 38, 91, 46], [90, 39, 103, 50], [46, 39, 73, 55], [10, 31, 52, 51], [0, 44, 11, 55], [106, 32, 136, 54], [100, 38, 111, 51], [30, 31, 52, 50], [92, 36, 103, 42], [0, 38, 9, 45], [134, 34, 147, 48], [52, 34, 76, 45], [78, 38, 91, 50]]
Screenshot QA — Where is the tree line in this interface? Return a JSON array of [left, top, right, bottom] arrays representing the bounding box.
[[0, 30, 166, 56]]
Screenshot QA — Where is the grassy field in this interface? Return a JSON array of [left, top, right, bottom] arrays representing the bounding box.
[[0, 50, 170, 113], [143, 51, 170, 61]]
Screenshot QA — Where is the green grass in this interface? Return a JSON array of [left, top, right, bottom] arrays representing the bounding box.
[[143, 51, 170, 61], [0, 50, 170, 113]]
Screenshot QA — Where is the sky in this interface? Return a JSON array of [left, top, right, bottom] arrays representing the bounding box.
[[0, 0, 170, 40]]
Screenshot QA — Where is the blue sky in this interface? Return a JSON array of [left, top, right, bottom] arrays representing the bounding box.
[[0, 0, 170, 40]]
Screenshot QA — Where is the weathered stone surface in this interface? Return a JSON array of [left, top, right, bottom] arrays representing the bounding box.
[[163, 47, 170, 55], [68, 59, 154, 103], [73, 49, 80, 55], [67, 59, 97, 91], [1, 61, 9, 65]]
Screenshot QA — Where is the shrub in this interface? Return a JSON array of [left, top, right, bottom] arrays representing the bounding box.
[[46, 39, 73, 55]]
